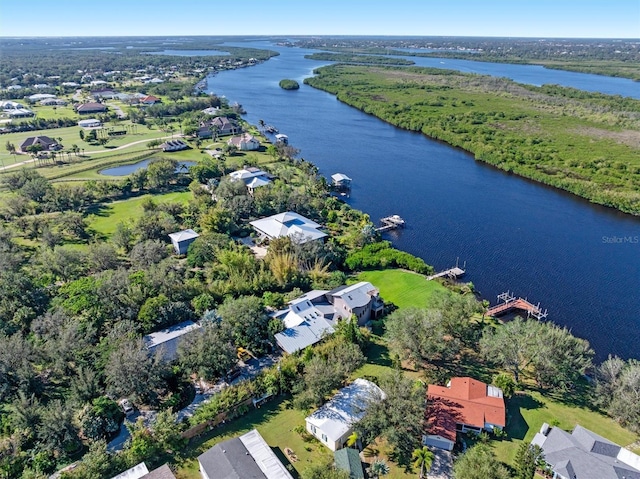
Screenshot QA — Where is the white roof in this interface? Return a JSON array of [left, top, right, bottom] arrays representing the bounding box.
[[110, 462, 149, 479], [332, 282, 377, 309], [250, 212, 326, 244], [331, 173, 352, 182], [239, 429, 294, 479], [229, 168, 269, 181], [29, 93, 56, 100], [306, 379, 385, 443], [144, 320, 201, 349], [78, 118, 101, 125], [168, 229, 199, 243]]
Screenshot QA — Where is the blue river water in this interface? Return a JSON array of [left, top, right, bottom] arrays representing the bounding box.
[[201, 41, 639, 361]]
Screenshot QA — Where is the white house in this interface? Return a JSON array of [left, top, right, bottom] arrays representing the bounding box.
[[229, 167, 272, 194], [168, 229, 199, 254], [78, 118, 102, 128], [250, 211, 327, 244], [306, 378, 385, 451], [227, 133, 260, 151]]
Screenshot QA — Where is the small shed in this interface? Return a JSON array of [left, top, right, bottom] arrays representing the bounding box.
[[331, 173, 352, 189], [168, 229, 199, 255], [334, 448, 365, 479]]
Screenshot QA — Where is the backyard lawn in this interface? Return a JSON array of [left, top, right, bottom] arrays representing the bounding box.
[[356, 269, 448, 309], [87, 190, 192, 238]]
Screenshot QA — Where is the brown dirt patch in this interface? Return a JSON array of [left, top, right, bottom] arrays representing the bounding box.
[[572, 127, 640, 149]]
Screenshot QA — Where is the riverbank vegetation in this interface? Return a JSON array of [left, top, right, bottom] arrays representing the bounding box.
[[305, 52, 415, 65], [278, 79, 300, 90], [305, 64, 640, 215], [294, 37, 640, 80]]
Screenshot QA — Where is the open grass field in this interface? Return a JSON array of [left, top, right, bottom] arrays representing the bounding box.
[[356, 269, 448, 309], [0, 121, 172, 168], [87, 190, 192, 238], [491, 389, 639, 466]]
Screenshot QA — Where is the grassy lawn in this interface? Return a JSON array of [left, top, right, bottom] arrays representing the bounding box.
[[491, 389, 638, 466], [356, 269, 448, 309], [175, 398, 333, 479], [87, 190, 192, 238]]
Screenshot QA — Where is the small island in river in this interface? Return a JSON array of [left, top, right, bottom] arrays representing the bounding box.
[[279, 79, 300, 90]]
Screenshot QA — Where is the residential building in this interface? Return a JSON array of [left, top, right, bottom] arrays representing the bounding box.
[[334, 448, 365, 479], [229, 166, 273, 194], [91, 89, 119, 100], [197, 116, 240, 138], [40, 98, 67, 106], [198, 429, 293, 479], [531, 423, 640, 479], [273, 282, 383, 354], [423, 377, 506, 451], [78, 118, 102, 128], [143, 320, 202, 362], [227, 132, 260, 151], [109, 463, 176, 479], [160, 139, 189, 152], [19, 135, 62, 152], [139, 95, 160, 105], [28, 93, 56, 102], [168, 229, 199, 254], [250, 211, 327, 244], [306, 378, 385, 451], [76, 102, 107, 114]]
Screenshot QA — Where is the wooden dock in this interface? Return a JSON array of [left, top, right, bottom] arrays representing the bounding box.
[[486, 291, 548, 320], [376, 215, 405, 232], [426, 267, 466, 281]]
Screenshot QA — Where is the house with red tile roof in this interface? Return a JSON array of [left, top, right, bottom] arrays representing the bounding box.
[[423, 377, 506, 451], [139, 95, 160, 105]]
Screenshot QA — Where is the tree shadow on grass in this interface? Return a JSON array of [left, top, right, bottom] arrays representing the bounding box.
[[538, 378, 598, 412], [365, 339, 392, 368], [271, 447, 300, 479], [505, 393, 544, 441]]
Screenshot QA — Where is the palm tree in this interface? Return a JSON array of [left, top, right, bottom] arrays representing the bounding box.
[[412, 447, 434, 479], [368, 459, 390, 479], [346, 431, 359, 449]]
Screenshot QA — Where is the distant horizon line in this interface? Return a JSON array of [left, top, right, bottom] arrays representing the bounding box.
[[1, 34, 639, 41]]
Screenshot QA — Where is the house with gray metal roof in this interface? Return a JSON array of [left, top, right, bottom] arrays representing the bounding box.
[[143, 320, 202, 362], [273, 284, 383, 354], [531, 423, 640, 479], [306, 378, 385, 452], [197, 429, 293, 479]]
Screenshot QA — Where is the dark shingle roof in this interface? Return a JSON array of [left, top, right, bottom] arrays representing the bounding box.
[[198, 437, 267, 479], [142, 464, 176, 479]]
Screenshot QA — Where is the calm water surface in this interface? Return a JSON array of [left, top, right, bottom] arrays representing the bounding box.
[[207, 41, 640, 361], [99, 159, 195, 176]]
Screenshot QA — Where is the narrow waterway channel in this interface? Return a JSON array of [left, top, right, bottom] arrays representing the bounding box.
[[205, 41, 640, 361]]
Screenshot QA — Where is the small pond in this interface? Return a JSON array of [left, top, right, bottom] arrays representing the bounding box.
[[99, 159, 196, 176]]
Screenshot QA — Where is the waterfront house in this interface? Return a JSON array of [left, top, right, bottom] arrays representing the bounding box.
[[143, 320, 202, 362], [531, 423, 640, 479], [19, 135, 62, 152], [227, 132, 260, 151], [306, 378, 385, 451], [250, 211, 327, 244], [423, 377, 506, 451], [198, 429, 293, 479], [273, 282, 383, 354], [197, 116, 240, 138], [76, 102, 107, 114], [168, 229, 199, 254]]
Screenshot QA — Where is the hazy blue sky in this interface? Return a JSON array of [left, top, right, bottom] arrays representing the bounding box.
[[1, 0, 638, 38]]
